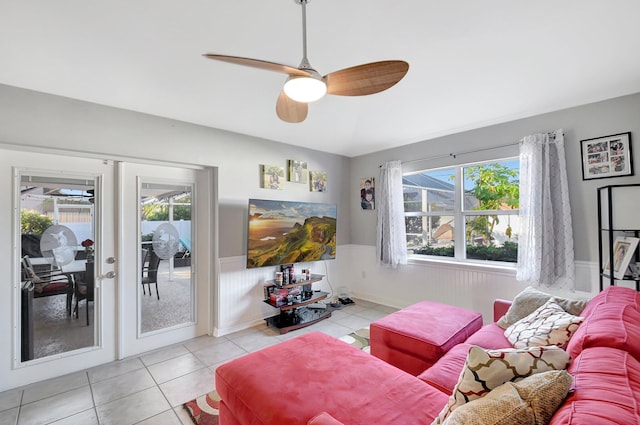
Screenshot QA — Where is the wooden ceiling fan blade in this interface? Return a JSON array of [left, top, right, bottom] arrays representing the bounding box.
[[324, 60, 409, 96], [276, 91, 308, 123], [203, 54, 311, 77]]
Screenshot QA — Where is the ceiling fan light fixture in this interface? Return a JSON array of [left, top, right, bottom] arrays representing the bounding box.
[[283, 75, 327, 103]]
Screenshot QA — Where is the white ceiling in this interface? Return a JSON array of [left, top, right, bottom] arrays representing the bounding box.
[[2, 1, 640, 157]]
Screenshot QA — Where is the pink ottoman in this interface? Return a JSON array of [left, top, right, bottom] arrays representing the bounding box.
[[370, 301, 483, 375]]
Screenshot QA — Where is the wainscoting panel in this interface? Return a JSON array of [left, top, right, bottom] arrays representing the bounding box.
[[215, 255, 346, 336], [216, 256, 274, 336], [215, 247, 599, 335], [345, 245, 598, 324]]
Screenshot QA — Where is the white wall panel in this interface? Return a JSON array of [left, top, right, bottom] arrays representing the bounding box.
[[214, 245, 600, 334]]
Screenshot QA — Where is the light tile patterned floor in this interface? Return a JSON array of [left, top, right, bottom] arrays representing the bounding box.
[[0, 299, 394, 425]]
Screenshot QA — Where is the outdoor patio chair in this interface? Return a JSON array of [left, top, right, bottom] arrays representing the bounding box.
[[21, 255, 74, 316], [141, 251, 161, 300]]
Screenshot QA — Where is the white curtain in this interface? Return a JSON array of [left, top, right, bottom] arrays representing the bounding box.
[[517, 129, 575, 289], [376, 160, 408, 267]]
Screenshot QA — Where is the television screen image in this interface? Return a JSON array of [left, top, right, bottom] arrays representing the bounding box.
[[247, 199, 337, 269]]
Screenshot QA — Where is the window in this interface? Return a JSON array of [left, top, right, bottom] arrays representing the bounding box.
[[403, 158, 519, 263]]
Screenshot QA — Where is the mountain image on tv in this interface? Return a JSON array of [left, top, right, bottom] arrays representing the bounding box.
[[247, 199, 337, 269]]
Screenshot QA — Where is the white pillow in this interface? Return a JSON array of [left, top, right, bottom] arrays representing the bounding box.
[[504, 298, 584, 349], [497, 286, 588, 329]]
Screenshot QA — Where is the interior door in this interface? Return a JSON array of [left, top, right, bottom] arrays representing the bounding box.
[[4, 149, 117, 386], [118, 162, 212, 358]]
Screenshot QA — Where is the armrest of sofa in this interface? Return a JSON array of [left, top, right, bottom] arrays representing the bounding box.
[[308, 412, 345, 425], [494, 299, 512, 322]]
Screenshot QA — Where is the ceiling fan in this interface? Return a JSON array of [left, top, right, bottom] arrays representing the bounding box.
[[203, 0, 409, 123]]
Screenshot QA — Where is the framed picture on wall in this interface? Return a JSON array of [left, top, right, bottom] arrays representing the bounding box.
[[288, 160, 308, 184], [309, 171, 327, 192], [260, 164, 284, 190], [580, 132, 633, 180], [360, 177, 375, 210], [603, 236, 640, 279]]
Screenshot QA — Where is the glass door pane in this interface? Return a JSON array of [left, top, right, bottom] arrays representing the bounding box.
[[19, 173, 96, 360], [140, 181, 194, 333]]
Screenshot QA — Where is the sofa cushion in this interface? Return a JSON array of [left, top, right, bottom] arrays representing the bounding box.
[[550, 347, 640, 425], [420, 324, 515, 394], [497, 286, 588, 329], [566, 302, 640, 361], [419, 343, 473, 394], [504, 298, 584, 349], [579, 285, 640, 318], [464, 323, 513, 349], [441, 370, 572, 425], [433, 345, 570, 424]]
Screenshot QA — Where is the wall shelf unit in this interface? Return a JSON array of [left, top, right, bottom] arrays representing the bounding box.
[[597, 184, 640, 291]]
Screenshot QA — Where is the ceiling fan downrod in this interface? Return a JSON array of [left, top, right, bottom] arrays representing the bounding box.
[[297, 0, 311, 70]]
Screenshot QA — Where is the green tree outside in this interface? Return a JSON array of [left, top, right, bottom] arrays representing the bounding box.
[[464, 163, 519, 245], [21, 209, 53, 235], [141, 195, 191, 221]]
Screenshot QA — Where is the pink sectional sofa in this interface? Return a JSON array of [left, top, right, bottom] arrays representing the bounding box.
[[215, 286, 640, 424]]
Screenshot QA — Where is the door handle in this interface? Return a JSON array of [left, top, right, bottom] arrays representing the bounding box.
[[106, 257, 116, 264]]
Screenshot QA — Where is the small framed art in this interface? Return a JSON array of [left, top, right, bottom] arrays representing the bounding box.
[[604, 236, 640, 279], [261, 164, 284, 190], [581, 132, 633, 180], [310, 171, 327, 192], [360, 177, 375, 210], [288, 160, 308, 184]]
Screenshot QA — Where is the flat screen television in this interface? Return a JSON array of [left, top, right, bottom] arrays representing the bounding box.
[[247, 199, 337, 269]]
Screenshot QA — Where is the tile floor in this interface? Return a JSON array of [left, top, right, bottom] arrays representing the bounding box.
[[0, 299, 396, 425]]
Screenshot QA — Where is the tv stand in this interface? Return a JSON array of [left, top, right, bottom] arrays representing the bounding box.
[[263, 274, 331, 334]]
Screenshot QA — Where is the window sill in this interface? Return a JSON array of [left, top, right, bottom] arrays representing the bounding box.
[[407, 255, 517, 276]]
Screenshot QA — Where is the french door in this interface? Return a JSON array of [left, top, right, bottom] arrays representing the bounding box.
[[4, 150, 117, 386], [118, 162, 212, 357], [2, 148, 213, 389]]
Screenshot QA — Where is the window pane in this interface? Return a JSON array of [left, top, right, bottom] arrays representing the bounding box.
[[464, 214, 518, 262], [405, 215, 455, 257], [463, 161, 519, 211], [403, 169, 455, 212]]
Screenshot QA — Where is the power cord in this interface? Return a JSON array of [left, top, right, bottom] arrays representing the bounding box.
[[322, 260, 335, 302]]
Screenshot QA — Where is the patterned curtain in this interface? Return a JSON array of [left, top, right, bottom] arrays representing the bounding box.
[[376, 160, 408, 267], [517, 129, 575, 289]]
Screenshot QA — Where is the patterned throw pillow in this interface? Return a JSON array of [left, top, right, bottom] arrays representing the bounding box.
[[432, 345, 570, 424], [441, 370, 573, 425], [505, 298, 584, 349], [497, 286, 588, 329]]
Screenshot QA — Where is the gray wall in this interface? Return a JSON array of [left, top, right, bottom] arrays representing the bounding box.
[[0, 84, 352, 258], [349, 92, 640, 262], [2, 82, 640, 263]]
